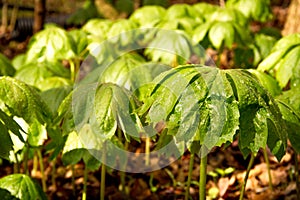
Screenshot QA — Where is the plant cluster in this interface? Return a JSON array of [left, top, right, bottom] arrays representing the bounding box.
[[0, 1, 299, 200]]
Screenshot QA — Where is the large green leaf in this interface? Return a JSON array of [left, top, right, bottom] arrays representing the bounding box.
[[257, 34, 300, 88], [193, 3, 220, 21], [226, 70, 287, 159], [14, 61, 70, 90], [107, 19, 138, 47], [82, 19, 113, 39], [0, 53, 15, 76], [25, 24, 76, 63], [140, 65, 239, 155], [0, 76, 52, 124], [226, 0, 272, 22], [276, 100, 300, 153], [165, 4, 201, 22], [0, 174, 47, 200], [129, 6, 166, 27], [144, 30, 195, 66], [141, 65, 287, 160], [73, 83, 141, 143], [208, 21, 235, 50]]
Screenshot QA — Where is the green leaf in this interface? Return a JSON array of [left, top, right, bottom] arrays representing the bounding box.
[[208, 21, 235, 50], [0, 53, 15, 76], [68, 29, 88, 56], [27, 119, 47, 147], [165, 4, 198, 19], [276, 100, 300, 153], [0, 174, 47, 200], [14, 61, 70, 90], [41, 86, 72, 114], [107, 19, 138, 47], [129, 6, 166, 27], [257, 34, 300, 87], [142, 65, 239, 154], [193, 3, 219, 20], [0, 120, 14, 160], [0, 76, 52, 124], [276, 46, 300, 88], [226, 0, 272, 22], [82, 19, 113, 39], [226, 70, 287, 159], [25, 24, 76, 63], [248, 69, 281, 97], [145, 30, 194, 66]]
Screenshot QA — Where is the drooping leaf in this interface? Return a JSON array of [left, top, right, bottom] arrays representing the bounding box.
[[107, 19, 138, 47], [41, 86, 72, 114], [129, 6, 166, 27], [144, 30, 196, 66], [25, 24, 76, 63], [257, 33, 300, 88], [0, 77, 52, 124], [226, 70, 287, 159], [14, 61, 70, 90], [0, 174, 47, 200], [208, 21, 235, 50], [193, 3, 220, 21], [141, 65, 287, 160], [248, 69, 281, 97], [82, 19, 113, 39], [0, 53, 15, 76], [276, 100, 300, 153], [68, 29, 89, 56], [226, 0, 272, 22]]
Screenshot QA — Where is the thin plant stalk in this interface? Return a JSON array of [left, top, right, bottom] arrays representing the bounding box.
[[37, 149, 47, 192], [145, 137, 150, 166], [100, 144, 106, 200], [13, 152, 20, 173], [185, 153, 195, 200], [69, 60, 76, 82], [32, 151, 38, 176], [199, 154, 208, 200], [263, 148, 273, 191], [23, 145, 29, 175], [82, 166, 89, 200], [294, 152, 299, 199], [239, 153, 255, 200]]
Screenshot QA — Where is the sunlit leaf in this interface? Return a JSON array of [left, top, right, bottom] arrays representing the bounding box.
[[0, 174, 47, 200], [0, 77, 52, 124], [129, 6, 166, 27], [25, 24, 76, 63]]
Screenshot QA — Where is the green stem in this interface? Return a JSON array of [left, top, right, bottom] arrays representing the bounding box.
[[145, 137, 150, 166], [294, 152, 299, 200], [239, 153, 255, 200], [82, 166, 88, 200], [100, 145, 106, 200], [263, 148, 273, 191], [13, 153, 20, 173], [199, 154, 208, 200], [185, 153, 195, 200], [23, 145, 29, 175], [32, 151, 38, 176], [69, 60, 76, 82], [37, 149, 47, 192]]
